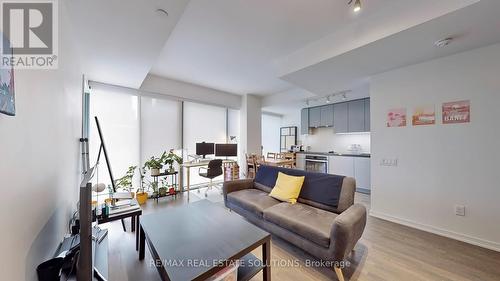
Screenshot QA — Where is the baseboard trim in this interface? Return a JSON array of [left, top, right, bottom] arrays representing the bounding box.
[[369, 210, 500, 252]]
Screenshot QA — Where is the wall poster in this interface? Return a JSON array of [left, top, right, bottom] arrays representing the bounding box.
[[387, 108, 407, 127], [442, 100, 470, 124], [412, 105, 435, 126]]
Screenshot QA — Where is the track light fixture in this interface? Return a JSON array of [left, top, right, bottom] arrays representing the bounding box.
[[348, 0, 362, 13]]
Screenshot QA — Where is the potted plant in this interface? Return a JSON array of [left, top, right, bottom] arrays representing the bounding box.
[[163, 149, 183, 173], [115, 165, 137, 198], [136, 167, 148, 205], [159, 179, 168, 197], [144, 155, 163, 176], [150, 181, 159, 198]]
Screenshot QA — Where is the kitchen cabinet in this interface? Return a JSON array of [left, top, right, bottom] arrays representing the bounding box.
[[320, 105, 334, 127], [333, 102, 348, 133], [354, 157, 371, 191], [328, 156, 355, 178], [364, 98, 370, 131], [348, 99, 365, 132], [309, 107, 321, 128], [329, 155, 371, 192], [296, 153, 306, 170], [300, 108, 310, 134]]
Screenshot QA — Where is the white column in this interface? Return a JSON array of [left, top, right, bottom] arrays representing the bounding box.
[[240, 94, 262, 174]]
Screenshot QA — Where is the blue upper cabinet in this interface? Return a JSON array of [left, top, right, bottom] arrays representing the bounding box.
[[320, 105, 334, 127], [308, 107, 322, 128], [333, 102, 348, 133], [302, 98, 370, 134], [348, 99, 365, 132]]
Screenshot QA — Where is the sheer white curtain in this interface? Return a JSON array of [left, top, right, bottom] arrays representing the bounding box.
[[141, 96, 182, 185], [183, 102, 227, 186], [89, 87, 140, 189], [262, 114, 282, 156]]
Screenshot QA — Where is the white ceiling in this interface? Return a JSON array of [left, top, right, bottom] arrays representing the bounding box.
[[282, 0, 500, 96], [65, 0, 190, 88], [150, 0, 478, 96]]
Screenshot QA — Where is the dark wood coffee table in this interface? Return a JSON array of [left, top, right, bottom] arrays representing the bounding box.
[[139, 200, 271, 281]]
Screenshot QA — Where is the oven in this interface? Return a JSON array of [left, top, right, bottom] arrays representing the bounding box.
[[305, 155, 329, 174]]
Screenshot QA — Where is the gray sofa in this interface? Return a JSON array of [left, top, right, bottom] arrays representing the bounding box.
[[223, 166, 366, 280]]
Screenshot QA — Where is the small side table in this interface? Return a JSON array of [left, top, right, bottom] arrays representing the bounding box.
[[152, 171, 179, 202], [98, 199, 142, 251]]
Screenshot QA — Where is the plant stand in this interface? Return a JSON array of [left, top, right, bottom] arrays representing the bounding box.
[[151, 171, 179, 203]]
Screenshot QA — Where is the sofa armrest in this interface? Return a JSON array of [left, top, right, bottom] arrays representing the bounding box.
[[329, 203, 367, 261], [223, 179, 254, 205]]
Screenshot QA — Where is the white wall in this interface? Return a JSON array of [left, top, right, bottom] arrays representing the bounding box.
[[140, 74, 242, 109], [370, 43, 500, 251], [0, 2, 82, 280]]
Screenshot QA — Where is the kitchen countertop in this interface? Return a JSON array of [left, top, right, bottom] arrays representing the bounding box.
[[296, 151, 371, 158]]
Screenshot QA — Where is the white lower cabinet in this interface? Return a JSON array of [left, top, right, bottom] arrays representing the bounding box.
[[328, 156, 371, 191], [328, 156, 355, 178], [354, 157, 371, 191]]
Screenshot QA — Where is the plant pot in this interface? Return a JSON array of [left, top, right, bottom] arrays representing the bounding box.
[[152, 191, 158, 198], [159, 187, 167, 197], [130, 192, 135, 199], [168, 187, 176, 195], [166, 166, 175, 174], [136, 192, 148, 205], [151, 168, 160, 176]]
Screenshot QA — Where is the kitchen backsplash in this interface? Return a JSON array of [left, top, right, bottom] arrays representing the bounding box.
[[300, 128, 371, 153]]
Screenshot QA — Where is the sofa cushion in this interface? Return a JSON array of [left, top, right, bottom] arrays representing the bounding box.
[[226, 189, 280, 218], [263, 202, 337, 248], [255, 165, 345, 209]]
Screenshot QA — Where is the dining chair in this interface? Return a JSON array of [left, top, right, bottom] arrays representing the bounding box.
[[246, 154, 256, 178], [266, 152, 276, 159]]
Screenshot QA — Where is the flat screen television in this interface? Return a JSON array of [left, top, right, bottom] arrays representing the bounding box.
[[196, 142, 214, 158], [215, 143, 238, 157]]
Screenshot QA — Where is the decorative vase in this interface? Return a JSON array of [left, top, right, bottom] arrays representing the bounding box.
[[136, 192, 148, 205], [151, 168, 160, 176]]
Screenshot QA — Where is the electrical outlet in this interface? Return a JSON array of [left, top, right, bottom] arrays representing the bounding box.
[[455, 205, 466, 216]]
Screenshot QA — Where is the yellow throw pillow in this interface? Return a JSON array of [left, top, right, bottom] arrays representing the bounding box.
[[269, 172, 305, 204]]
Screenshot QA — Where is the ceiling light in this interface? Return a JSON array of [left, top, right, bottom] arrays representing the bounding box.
[[342, 93, 347, 101], [305, 100, 309, 106], [326, 96, 331, 103], [434, 38, 453, 48], [353, 0, 361, 12], [156, 8, 169, 17]]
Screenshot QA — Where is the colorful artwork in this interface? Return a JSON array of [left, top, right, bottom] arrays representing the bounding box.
[[442, 100, 470, 124], [412, 105, 435, 126], [387, 108, 407, 127], [0, 32, 15, 116]]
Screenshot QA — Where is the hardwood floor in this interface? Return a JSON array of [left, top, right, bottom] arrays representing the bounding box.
[[104, 188, 500, 281]]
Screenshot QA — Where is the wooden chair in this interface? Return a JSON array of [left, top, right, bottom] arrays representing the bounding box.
[[255, 155, 265, 172], [245, 154, 256, 178], [281, 152, 295, 168], [266, 152, 276, 159]]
